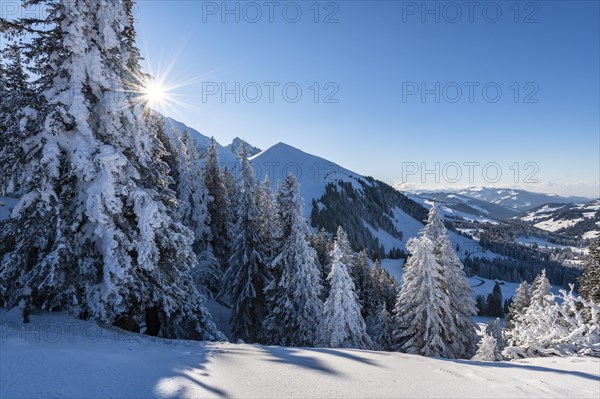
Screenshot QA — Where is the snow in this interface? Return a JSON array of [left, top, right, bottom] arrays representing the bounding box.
[[583, 230, 599, 240], [250, 142, 365, 219], [1, 308, 598, 399], [535, 218, 584, 232], [0, 196, 18, 221], [515, 236, 588, 254]]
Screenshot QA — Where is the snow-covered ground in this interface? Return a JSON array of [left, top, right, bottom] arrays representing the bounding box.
[[1, 309, 598, 399]]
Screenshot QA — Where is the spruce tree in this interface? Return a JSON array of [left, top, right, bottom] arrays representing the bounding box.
[[368, 303, 394, 351], [263, 174, 323, 347], [221, 143, 268, 343], [428, 204, 478, 357], [392, 237, 453, 357], [321, 241, 372, 349], [0, 42, 34, 196], [579, 238, 600, 303], [202, 137, 230, 272], [0, 0, 222, 340], [505, 281, 531, 333], [530, 269, 553, 307], [486, 282, 504, 318], [472, 326, 503, 361]]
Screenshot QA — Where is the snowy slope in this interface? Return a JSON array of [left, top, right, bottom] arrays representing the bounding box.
[[518, 200, 600, 240], [250, 142, 366, 218], [2, 308, 598, 399]]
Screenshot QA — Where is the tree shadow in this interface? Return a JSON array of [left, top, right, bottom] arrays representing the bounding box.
[[302, 347, 388, 367], [245, 345, 341, 375], [153, 345, 232, 398], [447, 358, 600, 382]]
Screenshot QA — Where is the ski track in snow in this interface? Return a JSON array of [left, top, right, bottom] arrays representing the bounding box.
[[1, 309, 598, 399]]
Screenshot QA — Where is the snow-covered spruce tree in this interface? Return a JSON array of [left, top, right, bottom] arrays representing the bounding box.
[[530, 269, 553, 307], [485, 318, 506, 352], [503, 283, 600, 358], [321, 241, 372, 349], [392, 236, 454, 357], [311, 228, 333, 288], [256, 176, 281, 269], [221, 143, 269, 343], [472, 325, 503, 362], [168, 130, 220, 297], [579, 238, 600, 304], [202, 137, 230, 272], [371, 259, 399, 313], [413, 203, 477, 358], [504, 281, 531, 342], [263, 173, 323, 347], [351, 250, 378, 321], [0, 0, 223, 340], [0, 42, 36, 196], [368, 302, 394, 351]]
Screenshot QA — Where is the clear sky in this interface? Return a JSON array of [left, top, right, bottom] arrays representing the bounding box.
[[133, 0, 599, 197]]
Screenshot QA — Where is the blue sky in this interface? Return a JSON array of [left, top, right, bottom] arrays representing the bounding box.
[[134, 1, 599, 197]]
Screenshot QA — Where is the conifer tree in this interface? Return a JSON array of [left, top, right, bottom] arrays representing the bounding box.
[[427, 204, 478, 357], [486, 282, 504, 318], [505, 281, 531, 334], [202, 137, 230, 272], [579, 238, 600, 303], [222, 143, 268, 343], [263, 174, 323, 347], [321, 241, 372, 349], [392, 237, 453, 357], [368, 303, 394, 351], [472, 325, 503, 361]]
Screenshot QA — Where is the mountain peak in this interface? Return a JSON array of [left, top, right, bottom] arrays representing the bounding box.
[[226, 137, 261, 158]]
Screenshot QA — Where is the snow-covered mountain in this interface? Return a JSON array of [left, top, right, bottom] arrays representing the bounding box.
[[226, 137, 261, 158], [448, 187, 590, 211], [518, 199, 600, 240], [415, 191, 521, 221]]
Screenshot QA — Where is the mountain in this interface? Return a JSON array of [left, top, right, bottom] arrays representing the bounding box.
[[518, 199, 600, 241], [450, 187, 590, 211], [415, 191, 521, 221], [226, 137, 261, 158]]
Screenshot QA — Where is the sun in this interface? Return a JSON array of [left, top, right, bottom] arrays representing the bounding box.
[[143, 80, 168, 106]]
